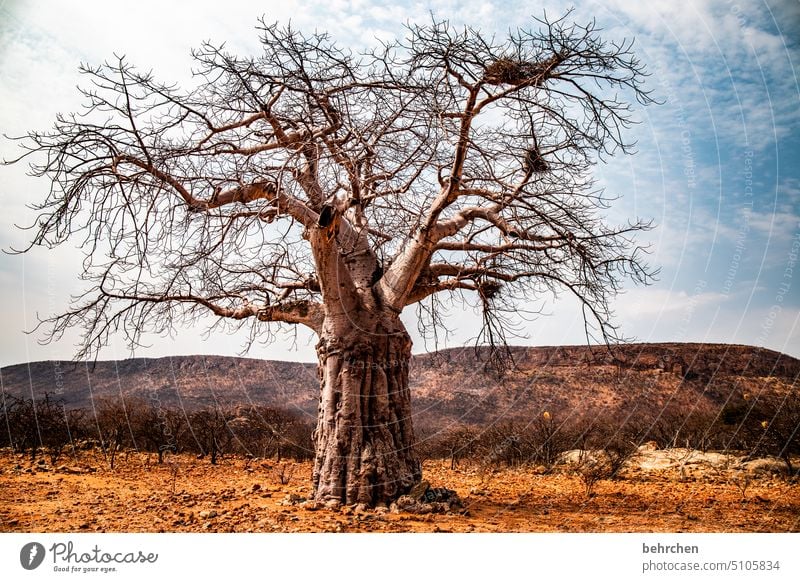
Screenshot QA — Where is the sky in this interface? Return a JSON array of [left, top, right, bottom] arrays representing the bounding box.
[[0, 0, 798, 366]]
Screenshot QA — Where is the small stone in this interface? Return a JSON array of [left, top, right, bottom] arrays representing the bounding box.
[[251, 483, 261, 492], [286, 493, 305, 505], [325, 499, 342, 510], [408, 480, 430, 500]]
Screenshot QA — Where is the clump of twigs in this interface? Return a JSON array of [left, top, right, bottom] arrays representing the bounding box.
[[483, 54, 563, 86], [272, 463, 296, 485], [478, 280, 503, 301], [575, 451, 616, 499], [165, 454, 180, 496], [523, 145, 549, 173], [731, 472, 752, 501]]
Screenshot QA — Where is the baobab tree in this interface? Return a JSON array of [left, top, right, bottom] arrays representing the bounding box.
[[5, 13, 656, 505]]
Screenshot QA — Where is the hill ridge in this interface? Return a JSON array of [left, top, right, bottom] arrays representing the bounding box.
[[1, 343, 797, 427]]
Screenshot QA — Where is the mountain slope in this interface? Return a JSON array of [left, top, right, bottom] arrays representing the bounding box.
[[1, 343, 797, 427]]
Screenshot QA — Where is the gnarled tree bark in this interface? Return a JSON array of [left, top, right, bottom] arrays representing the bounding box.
[[313, 316, 419, 505]]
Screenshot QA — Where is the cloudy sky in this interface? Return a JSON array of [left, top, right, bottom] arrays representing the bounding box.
[[0, 0, 798, 366]]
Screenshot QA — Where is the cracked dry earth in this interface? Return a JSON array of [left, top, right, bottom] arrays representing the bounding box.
[[0, 451, 798, 533]]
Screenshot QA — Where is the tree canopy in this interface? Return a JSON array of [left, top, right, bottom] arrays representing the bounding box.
[[7, 13, 656, 363]]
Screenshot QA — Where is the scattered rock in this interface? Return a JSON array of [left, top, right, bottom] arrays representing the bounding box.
[[558, 449, 609, 466], [282, 493, 306, 506], [251, 483, 261, 492], [743, 458, 788, 477], [395, 496, 431, 514], [57, 466, 88, 475], [408, 480, 430, 500], [421, 487, 460, 506]]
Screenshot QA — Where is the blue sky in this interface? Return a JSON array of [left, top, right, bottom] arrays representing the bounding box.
[[0, 0, 798, 366]]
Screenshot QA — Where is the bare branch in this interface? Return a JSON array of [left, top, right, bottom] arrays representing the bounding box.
[[7, 14, 656, 361]]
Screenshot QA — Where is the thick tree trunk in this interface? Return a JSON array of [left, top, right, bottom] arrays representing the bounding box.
[[312, 315, 421, 506]]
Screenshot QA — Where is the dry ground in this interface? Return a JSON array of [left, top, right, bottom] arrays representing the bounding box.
[[0, 450, 797, 533]]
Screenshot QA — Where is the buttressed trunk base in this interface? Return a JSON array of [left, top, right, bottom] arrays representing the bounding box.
[[312, 318, 421, 506]]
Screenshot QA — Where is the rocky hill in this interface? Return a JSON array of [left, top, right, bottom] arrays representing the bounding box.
[[1, 343, 798, 427], [410, 343, 799, 427]]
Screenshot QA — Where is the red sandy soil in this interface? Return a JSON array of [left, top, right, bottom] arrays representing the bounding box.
[[0, 451, 797, 533]]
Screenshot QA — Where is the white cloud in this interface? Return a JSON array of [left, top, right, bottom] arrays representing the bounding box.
[[616, 288, 800, 357], [597, 0, 800, 152], [619, 287, 729, 316]]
